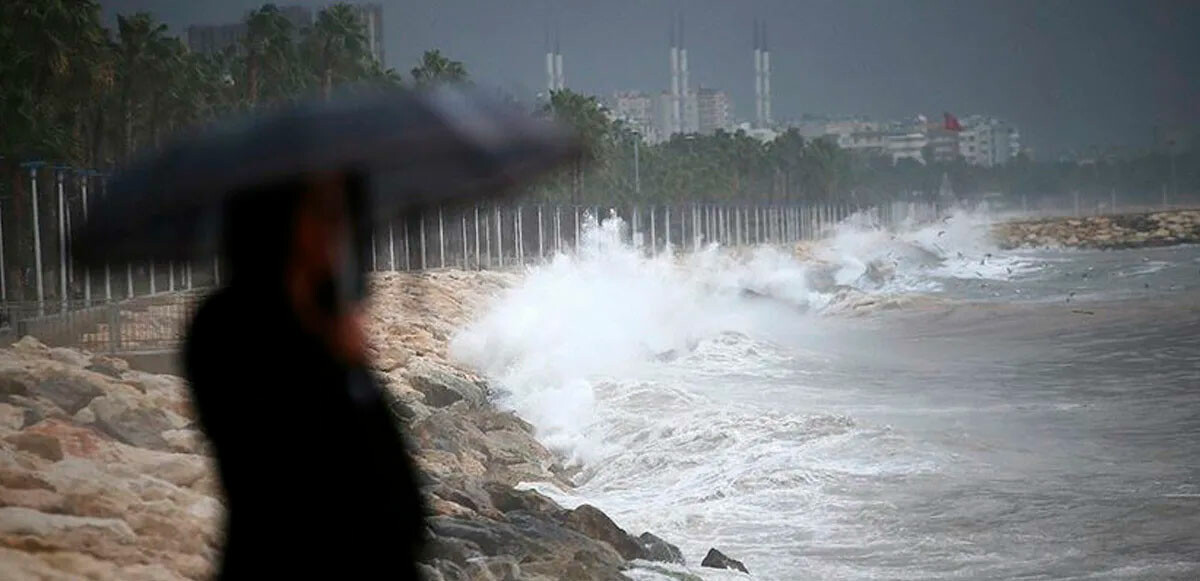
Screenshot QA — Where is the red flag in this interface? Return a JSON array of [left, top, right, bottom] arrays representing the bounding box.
[[944, 112, 963, 132]]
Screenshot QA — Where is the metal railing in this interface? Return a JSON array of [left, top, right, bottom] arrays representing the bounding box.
[[2, 161, 949, 352]]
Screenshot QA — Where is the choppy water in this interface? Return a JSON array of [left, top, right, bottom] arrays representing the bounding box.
[[451, 209, 1200, 580]]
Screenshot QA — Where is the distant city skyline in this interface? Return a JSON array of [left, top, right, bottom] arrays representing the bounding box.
[[99, 0, 1200, 157]]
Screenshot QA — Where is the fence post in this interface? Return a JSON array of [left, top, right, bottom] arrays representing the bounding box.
[[537, 205, 544, 261], [59, 170, 72, 307], [496, 207, 504, 268], [388, 223, 396, 271], [149, 259, 156, 295], [403, 220, 411, 271], [649, 206, 657, 256], [515, 206, 524, 267], [186, 262, 193, 291], [419, 210, 427, 270], [438, 208, 446, 269], [29, 166, 46, 316], [631, 205, 640, 249], [212, 257, 220, 287], [473, 206, 481, 270], [79, 174, 90, 306], [573, 206, 580, 252], [461, 212, 468, 269], [554, 206, 561, 254], [664, 206, 671, 253]]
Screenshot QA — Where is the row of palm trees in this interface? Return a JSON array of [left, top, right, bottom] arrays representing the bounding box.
[[1, 0, 468, 171], [537, 90, 861, 205], [538, 90, 1198, 207]]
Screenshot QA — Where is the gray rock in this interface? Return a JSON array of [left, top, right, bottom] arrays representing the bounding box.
[[428, 516, 540, 559], [564, 504, 645, 561], [88, 394, 175, 450], [638, 532, 685, 564], [483, 482, 565, 517], [701, 548, 748, 574], [406, 359, 484, 408], [32, 372, 105, 414]]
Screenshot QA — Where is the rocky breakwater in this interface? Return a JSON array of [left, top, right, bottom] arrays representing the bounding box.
[[1, 270, 689, 580], [994, 209, 1200, 249]]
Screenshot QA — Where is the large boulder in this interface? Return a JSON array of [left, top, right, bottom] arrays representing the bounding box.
[[564, 504, 645, 561], [29, 371, 107, 414], [87, 388, 186, 451], [638, 531, 685, 565], [701, 548, 749, 574], [405, 358, 485, 408]]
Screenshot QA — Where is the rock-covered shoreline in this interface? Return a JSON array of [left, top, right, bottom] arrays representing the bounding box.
[[993, 209, 1200, 249], [0, 271, 697, 580]]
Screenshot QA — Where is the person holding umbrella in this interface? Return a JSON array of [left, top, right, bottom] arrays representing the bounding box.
[[73, 88, 578, 578]]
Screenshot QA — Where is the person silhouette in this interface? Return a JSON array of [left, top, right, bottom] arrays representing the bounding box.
[[184, 172, 426, 579]]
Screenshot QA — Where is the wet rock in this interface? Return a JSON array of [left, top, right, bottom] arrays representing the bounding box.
[[483, 481, 565, 517], [407, 358, 485, 408], [564, 504, 645, 561], [701, 548, 749, 573], [638, 531, 685, 564]]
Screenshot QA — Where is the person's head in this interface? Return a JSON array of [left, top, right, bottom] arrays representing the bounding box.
[[222, 171, 371, 364]]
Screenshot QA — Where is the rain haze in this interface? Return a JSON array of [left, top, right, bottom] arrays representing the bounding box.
[[3, 1, 1200, 580], [97, 0, 1200, 157]]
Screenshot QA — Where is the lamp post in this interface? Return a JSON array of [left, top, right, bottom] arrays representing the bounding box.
[[632, 130, 641, 195]]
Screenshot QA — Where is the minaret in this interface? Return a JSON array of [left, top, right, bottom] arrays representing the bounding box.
[[545, 29, 555, 92], [554, 36, 564, 90], [669, 19, 680, 135], [679, 14, 689, 134], [762, 22, 771, 126], [754, 20, 763, 128]]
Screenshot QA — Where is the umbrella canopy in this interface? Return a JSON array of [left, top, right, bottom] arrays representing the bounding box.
[[72, 86, 579, 267]]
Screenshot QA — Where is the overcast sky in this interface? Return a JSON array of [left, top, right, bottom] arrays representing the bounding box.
[[99, 0, 1199, 157]]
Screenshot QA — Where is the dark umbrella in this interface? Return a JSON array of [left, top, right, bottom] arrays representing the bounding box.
[[72, 86, 579, 267]]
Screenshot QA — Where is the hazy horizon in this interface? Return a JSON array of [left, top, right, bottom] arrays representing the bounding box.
[[98, 0, 1199, 158]]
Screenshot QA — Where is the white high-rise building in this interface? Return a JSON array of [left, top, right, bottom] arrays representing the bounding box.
[[959, 116, 1020, 167], [696, 88, 732, 134]]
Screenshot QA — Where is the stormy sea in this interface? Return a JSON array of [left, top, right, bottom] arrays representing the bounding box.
[[450, 208, 1200, 580]]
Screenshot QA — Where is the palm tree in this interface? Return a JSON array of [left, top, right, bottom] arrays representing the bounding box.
[[542, 90, 613, 203], [242, 4, 301, 107], [304, 4, 372, 100], [115, 12, 168, 160], [0, 0, 109, 162], [409, 50, 468, 86]]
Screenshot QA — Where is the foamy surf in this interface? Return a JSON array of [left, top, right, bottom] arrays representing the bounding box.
[[448, 204, 1069, 578]]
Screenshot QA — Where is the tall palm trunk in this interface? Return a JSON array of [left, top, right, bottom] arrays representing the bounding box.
[[248, 57, 260, 107]]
